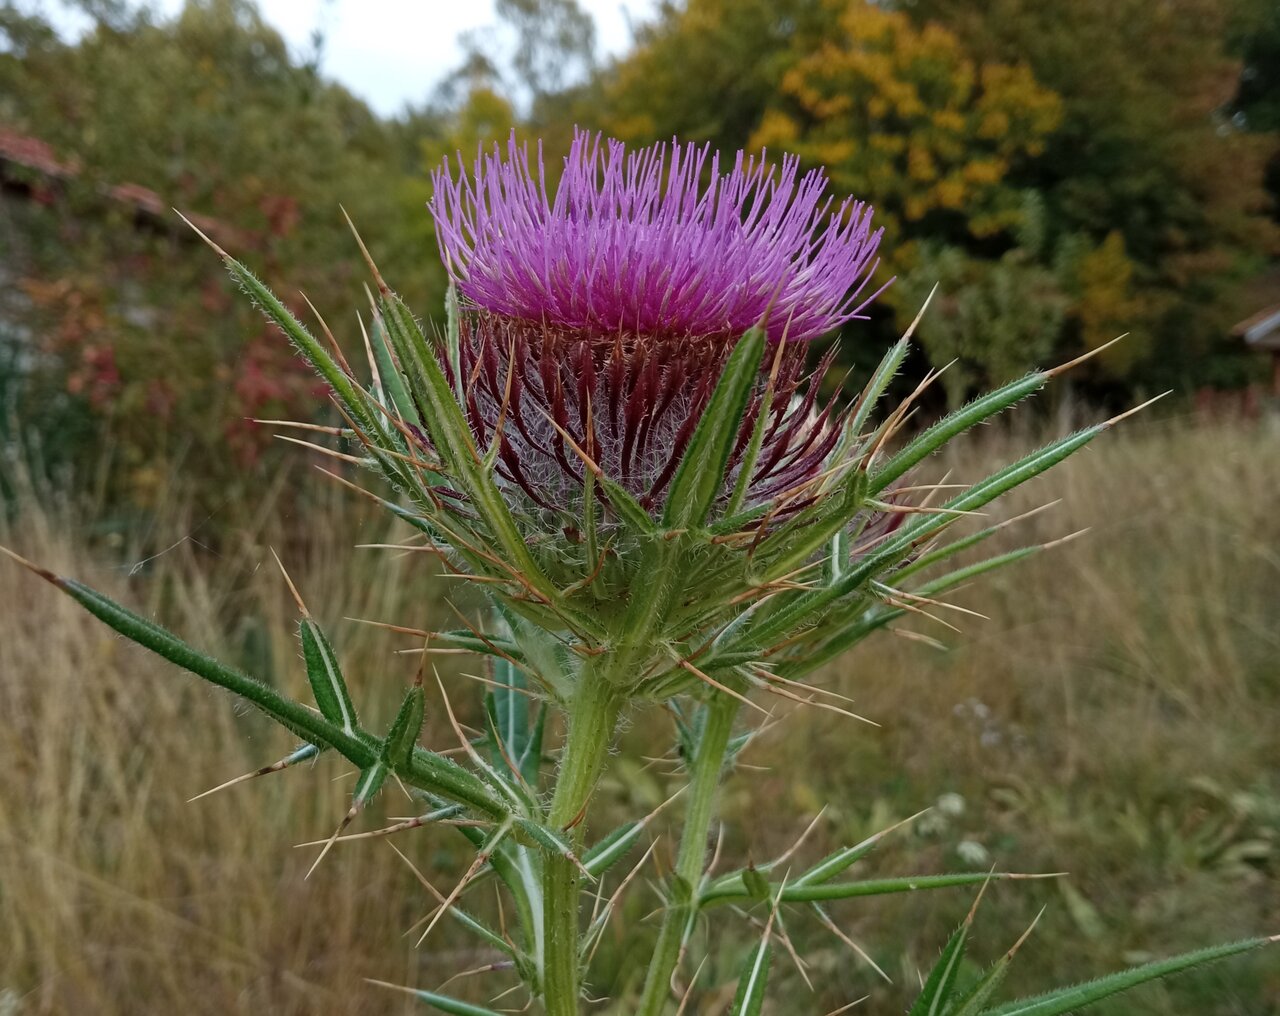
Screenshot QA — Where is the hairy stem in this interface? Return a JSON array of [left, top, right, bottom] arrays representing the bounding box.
[[636, 693, 738, 1016], [542, 673, 621, 1016]]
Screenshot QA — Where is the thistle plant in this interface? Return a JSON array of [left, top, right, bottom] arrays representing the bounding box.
[[5, 130, 1273, 1015]]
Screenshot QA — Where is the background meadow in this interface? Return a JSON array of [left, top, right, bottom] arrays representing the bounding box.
[[2, 0, 1279, 1013], [3, 421, 1277, 1013]]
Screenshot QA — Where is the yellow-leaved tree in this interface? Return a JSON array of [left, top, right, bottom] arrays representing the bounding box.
[[750, 0, 1063, 251]]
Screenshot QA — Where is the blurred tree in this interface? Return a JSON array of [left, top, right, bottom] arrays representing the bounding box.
[[1228, 0, 1280, 133], [0, 0, 435, 511], [595, 0, 838, 149], [496, 0, 595, 102], [597, 0, 1067, 398], [749, 1, 1062, 251], [895, 194, 1068, 404], [593, 0, 1279, 397], [901, 0, 1280, 388]]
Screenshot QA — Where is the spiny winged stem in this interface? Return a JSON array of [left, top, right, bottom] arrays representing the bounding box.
[[543, 669, 622, 1015], [636, 693, 739, 1016]]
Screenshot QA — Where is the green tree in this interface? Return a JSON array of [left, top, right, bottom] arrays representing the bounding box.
[[902, 0, 1280, 388], [0, 0, 433, 507]]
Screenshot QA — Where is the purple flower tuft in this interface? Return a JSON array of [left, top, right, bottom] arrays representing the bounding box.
[[430, 130, 885, 343]]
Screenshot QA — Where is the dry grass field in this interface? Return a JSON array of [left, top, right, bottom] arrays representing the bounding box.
[[2, 417, 1278, 1014]]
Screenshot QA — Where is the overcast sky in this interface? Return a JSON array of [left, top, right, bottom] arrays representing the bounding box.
[[48, 0, 657, 116]]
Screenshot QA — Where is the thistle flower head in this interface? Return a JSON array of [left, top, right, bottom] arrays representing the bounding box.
[[427, 131, 887, 516], [429, 130, 883, 344]]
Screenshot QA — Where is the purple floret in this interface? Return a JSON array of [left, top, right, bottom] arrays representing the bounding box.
[[430, 130, 885, 343]]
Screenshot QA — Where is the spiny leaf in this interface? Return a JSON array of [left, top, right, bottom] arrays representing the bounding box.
[[369, 313, 421, 425], [663, 325, 767, 529], [978, 937, 1276, 1016], [369, 275, 557, 600], [488, 654, 530, 770], [729, 936, 773, 1016], [300, 619, 359, 737], [844, 335, 910, 445], [583, 821, 644, 878], [749, 427, 1099, 647], [366, 980, 504, 1016], [25, 565, 375, 766], [514, 818, 592, 879], [199, 233, 379, 437], [383, 685, 426, 769], [702, 871, 1058, 907], [908, 920, 970, 1016], [353, 759, 389, 808], [949, 908, 1045, 1016], [793, 812, 925, 886], [743, 865, 772, 901], [871, 371, 1047, 493]]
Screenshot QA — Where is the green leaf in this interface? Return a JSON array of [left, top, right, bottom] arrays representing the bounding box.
[[599, 472, 659, 532], [663, 326, 767, 529], [742, 865, 772, 901], [372, 284, 554, 597], [369, 314, 421, 426], [520, 705, 546, 787], [353, 760, 389, 808], [783, 542, 1044, 680], [950, 962, 1013, 1016], [730, 934, 772, 1016], [374, 983, 505, 1016], [750, 427, 1099, 647], [445, 281, 465, 403], [299, 619, 359, 738], [515, 818, 589, 876], [703, 871, 1046, 907], [844, 336, 909, 445], [583, 821, 644, 878], [794, 822, 905, 886], [383, 685, 426, 769], [749, 468, 867, 581], [213, 246, 380, 436], [871, 371, 1046, 493], [489, 655, 530, 769], [908, 921, 970, 1016], [979, 937, 1276, 1016], [48, 573, 374, 766]]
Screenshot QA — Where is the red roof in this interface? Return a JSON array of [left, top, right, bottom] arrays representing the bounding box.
[[0, 125, 250, 248]]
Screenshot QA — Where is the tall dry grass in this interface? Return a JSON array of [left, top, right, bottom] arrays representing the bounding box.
[[1, 418, 1277, 1014]]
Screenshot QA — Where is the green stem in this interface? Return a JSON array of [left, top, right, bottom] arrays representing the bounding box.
[[542, 673, 621, 1016], [636, 693, 739, 1016]]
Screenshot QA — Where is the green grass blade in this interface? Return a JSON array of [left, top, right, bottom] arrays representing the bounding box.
[[979, 937, 1276, 1016]]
